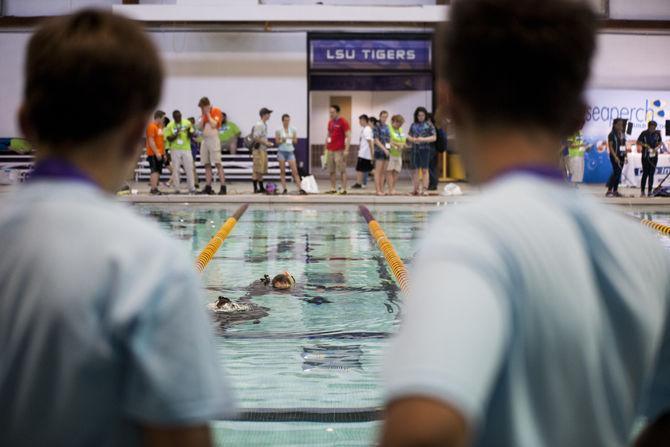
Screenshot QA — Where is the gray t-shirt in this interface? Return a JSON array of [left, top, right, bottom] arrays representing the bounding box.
[[0, 181, 235, 447], [253, 121, 268, 151]]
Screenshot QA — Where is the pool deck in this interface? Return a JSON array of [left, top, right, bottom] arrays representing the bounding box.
[[3, 179, 670, 207]]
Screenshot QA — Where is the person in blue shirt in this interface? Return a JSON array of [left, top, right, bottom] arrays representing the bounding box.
[[407, 106, 437, 196], [381, 1, 670, 446], [0, 10, 234, 447], [637, 120, 663, 197]]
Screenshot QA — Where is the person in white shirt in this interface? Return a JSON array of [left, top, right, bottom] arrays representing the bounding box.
[[275, 113, 306, 195], [352, 114, 375, 189], [380, 1, 670, 446], [0, 10, 234, 447]]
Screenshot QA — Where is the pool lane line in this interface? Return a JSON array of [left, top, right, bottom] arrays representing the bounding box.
[[359, 206, 409, 294], [223, 407, 384, 423], [640, 218, 670, 236], [195, 203, 249, 272]]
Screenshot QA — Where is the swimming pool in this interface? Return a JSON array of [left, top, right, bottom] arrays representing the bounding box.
[[136, 204, 434, 446], [137, 203, 670, 446]]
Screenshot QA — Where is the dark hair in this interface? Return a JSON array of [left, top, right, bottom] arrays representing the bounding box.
[[154, 110, 165, 120], [611, 118, 621, 132], [440, 0, 596, 137], [379, 110, 389, 117], [413, 107, 429, 124], [369, 117, 378, 126], [330, 105, 340, 113], [162, 116, 170, 127], [359, 114, 369, 122], [198, 97, 211, 107], [282, 114, 290, 121], [649, 120, 658, 127], [23, 9, 162, 148]]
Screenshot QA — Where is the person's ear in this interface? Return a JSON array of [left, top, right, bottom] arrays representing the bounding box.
[[119, 114, 148, 160], [18, 104, 35, 142]]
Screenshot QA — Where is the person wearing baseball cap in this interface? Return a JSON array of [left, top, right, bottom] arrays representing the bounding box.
[[251, 107, 274, 193]]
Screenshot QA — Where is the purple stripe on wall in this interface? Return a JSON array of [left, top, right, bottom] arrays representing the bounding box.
[[310, 74, 433, 91]]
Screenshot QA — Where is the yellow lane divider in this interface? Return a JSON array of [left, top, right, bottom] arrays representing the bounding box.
[[195, 203, 249, 272], [641, 218, 670, 236], [359, 205, 409, 294]]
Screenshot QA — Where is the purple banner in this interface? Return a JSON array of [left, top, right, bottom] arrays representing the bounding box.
[[310, 39, 431, 71]]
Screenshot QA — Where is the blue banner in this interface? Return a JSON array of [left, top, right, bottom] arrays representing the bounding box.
[[310, 39, 431, 71]]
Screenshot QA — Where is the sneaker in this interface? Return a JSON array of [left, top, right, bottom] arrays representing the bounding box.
[[150, 188, 162, 195], [219, 185, 227, 195], [613, 191, 623, 198], [299, 189, 307, 195], [195, 183, 200, 189], [338, 190, 347, 195], [325, 190, 337, 194], [428, 185, 438, 191], [351, 183, 362, 189], [282, 188, 288, 195], [605, 191, 614, 197], [201, 185, 214, 195], [641, 192, 646, 197], [649, 190, 654, 197]]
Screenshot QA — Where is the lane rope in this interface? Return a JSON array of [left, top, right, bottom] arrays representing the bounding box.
[[359, 205, 409, 294], [641, 218, 670, 236], [195, 203, 249, 272]]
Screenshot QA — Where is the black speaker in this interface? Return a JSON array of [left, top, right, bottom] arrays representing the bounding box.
[[666, 119, 670, 136]]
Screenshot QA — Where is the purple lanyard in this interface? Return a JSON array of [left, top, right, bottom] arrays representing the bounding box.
[[30, 158, 96, 186], [493, 165, 565, 183]]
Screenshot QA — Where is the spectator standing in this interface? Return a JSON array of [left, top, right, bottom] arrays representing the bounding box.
[[638, 120, 662, 197], [605, 118, 626, 197], [352, 114, 375, 190], [387, 114, 407, 195], [162, 114, 174, 188], [188, 116, 202, 190], [407, 106, 436, 196], [252, 107, 274, 193], [146, 110, 166, 195], [428, 112, 447, 191], [325, 105, 351, 194], [198, 97, 226, 195], [219, 112, 241, 155], [381, 1, 670, 446], [275, 113, 306, 195], [0, 10, 234, 447], [373, 110, 391, 195], [165, 110, 196, 194]]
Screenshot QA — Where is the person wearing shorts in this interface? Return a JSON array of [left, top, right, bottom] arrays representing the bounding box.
[[145, 110, 166, 195], [407, 106, 436, 196], [252, 107, 274, 193], [198, 97, 226, 195], [352, 114, 374, 190], [275, 113, 306, 195], [325, 105, 350, 194], [387, 115, 407, 195], [373, 110, 391, 195]]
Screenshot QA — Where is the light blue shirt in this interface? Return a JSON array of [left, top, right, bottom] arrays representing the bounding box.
[[277, 126, 297, 153], [0, 180, 235, 447], [385, 174, 670, 447]]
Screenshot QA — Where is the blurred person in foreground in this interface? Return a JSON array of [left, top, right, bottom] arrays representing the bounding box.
[[0, 10, 234, 447], [380, 1, 670, 446]]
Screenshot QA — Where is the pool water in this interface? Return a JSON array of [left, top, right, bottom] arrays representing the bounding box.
[[137, 203, 670, 446], [136, 204, 433, 446]]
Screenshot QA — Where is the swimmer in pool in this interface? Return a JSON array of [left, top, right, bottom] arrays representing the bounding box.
[[270, 272, 296, 290]]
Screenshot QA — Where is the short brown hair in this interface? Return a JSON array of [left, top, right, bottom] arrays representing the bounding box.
[[23, 9, 163, 148], [391, 114, 405, 126], [441, 0, 596, 137], [198, 97, 211, 107]]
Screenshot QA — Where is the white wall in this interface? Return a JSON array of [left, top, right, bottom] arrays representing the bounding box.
[[152, 31, 307, 137], [590, 32, 670, 90], [309, 90, 431, 144], [0, 31, 307, 138], [4, 0, 171, 16], [609, 0, 670, 20]]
